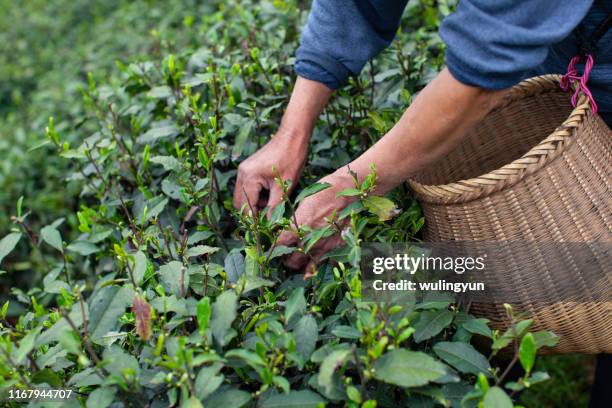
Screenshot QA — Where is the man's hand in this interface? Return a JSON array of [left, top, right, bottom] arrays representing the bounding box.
[[277, 169, 356, 278], [233, 77, 333, 215], [233, 130, 308, 215]]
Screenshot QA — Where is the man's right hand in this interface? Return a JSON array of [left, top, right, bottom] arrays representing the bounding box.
[[232, 77, 334, 216], [233, 129, 308, 216]]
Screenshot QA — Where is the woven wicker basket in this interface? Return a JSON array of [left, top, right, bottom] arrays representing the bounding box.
[[408, 75, 612, 354]]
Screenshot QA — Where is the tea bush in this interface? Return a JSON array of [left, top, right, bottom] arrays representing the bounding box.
[[1, 1, 563, 407]]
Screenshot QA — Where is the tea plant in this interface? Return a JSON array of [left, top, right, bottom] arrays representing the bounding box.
[[0, 1, 559, 407]]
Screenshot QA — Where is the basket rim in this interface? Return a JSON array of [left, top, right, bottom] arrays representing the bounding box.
[[407, 74, 596, 204]]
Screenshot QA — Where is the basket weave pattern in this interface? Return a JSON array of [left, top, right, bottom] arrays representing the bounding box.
[[408, 75, 612, 354]]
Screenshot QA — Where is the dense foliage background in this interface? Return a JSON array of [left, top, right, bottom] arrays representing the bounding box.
[[0, 0, 593, 407]]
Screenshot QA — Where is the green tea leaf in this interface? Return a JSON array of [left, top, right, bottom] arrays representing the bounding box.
[[231, 118, 255, 159], [150, 155, 181, 171], [66, 240, 100, 256], [260, 390, 326, 408], [413, 309, 454, 342], [211, 290, 237, 346], [532, 331, 560, 349], [0, 232, 22, 265], [16, 326, 42, 364], [187, 245, 219, 258], [363, 195, 398, 221], [483, 386, 513, 408], [224, 251, 245, 283], [519, 333, 536, 373], [159, 261, 186, 297], [295, 182, 331, 204], [195, 363, 224, 400], [197, 297, 211, 333], [374, 349, 447, 387], [86, 386, 116, 408], [204, 389, 251, 408], [293, 315, 318, 363], [433, 341, 491, 376], [285, 287, 306, 326], [336, 187, 362, 197], [132, 251, 147, 286], [88, 285, 134, 344], [462, 318, 493, 339], [331, 325, 361, 339], [138, 123, 180, 144], [318, 348, 351, 394], [40, 225, 63, 252]]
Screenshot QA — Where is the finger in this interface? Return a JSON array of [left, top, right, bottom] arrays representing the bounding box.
[[277, 229, 299, 247], [284, 251, 309, 270], [266, 184, 285, 219], [233, 178, 263, 214], [315, 234, 344, 258], [232, 172, 245, 209]]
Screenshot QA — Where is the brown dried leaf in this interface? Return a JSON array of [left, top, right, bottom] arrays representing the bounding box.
[[132, 295, 152, 341]]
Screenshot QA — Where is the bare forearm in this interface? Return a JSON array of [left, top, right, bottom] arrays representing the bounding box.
[[345, 68, 508, 193], [277, 76, 333, 142]]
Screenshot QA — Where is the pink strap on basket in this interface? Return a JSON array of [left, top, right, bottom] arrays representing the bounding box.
[[559, 54, 598, 114]]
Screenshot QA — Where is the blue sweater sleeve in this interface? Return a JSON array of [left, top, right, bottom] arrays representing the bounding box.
[[295, 0, 409, 89], [440, 0, 594, 89]]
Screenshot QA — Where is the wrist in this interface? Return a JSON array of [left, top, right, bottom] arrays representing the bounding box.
[[273, 126, 311, 153]]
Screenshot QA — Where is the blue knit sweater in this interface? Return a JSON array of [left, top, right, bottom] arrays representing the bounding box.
[[295, 0, 612, 123]]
